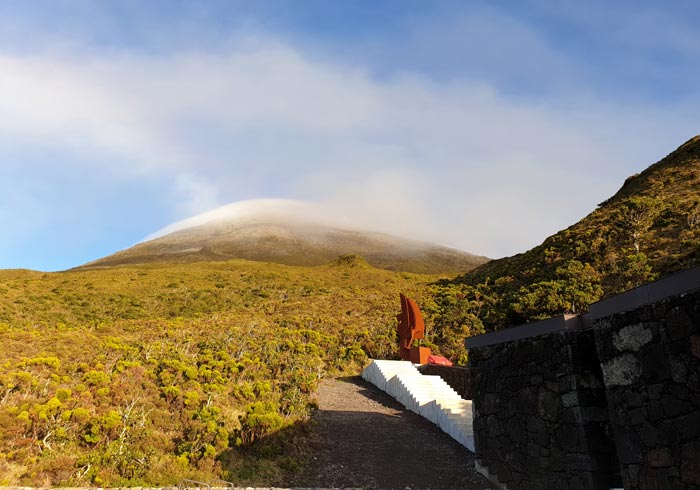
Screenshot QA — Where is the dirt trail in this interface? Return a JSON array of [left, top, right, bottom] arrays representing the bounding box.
[[292, 377, 495, 490]]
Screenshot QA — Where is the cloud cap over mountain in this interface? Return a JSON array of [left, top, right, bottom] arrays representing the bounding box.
[[82, 198, 489, 274]]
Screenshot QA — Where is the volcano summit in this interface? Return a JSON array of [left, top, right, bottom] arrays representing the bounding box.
[[81, 199, 488, 274]]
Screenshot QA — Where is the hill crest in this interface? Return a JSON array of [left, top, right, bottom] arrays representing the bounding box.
[[448, 135, 700, 329], [81, 200, 489, 275]]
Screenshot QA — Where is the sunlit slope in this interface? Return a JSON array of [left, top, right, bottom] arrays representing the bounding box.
[[79, 200, 488, 275], [0, 258, 435, 485], [447, 135, 700, 328]]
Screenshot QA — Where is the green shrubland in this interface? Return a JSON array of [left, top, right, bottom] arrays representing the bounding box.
[[0, 259, 435, 486], [430, 136, 700, 334], [5, 138, 698, 485]]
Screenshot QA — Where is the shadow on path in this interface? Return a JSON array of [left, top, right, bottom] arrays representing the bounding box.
[[291, 376, 495, 490]]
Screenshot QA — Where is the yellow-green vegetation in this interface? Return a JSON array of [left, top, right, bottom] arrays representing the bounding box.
[[6, 136, 698, 485], [432, 136, 700, 332], [0, 257, 436, 486]]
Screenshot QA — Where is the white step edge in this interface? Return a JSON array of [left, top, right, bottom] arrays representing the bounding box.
[[361, 359, 475, 453]]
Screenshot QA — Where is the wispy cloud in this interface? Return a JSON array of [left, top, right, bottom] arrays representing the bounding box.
[[0, 2, 697, 269]]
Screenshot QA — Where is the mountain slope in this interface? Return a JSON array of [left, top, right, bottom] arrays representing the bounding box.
[[435, 136, 700, 331], [0, 258, 437, 485], [80, 201, 489, 275]]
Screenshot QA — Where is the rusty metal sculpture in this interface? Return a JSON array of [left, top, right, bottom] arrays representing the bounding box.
[[397, 293, 430, 363]]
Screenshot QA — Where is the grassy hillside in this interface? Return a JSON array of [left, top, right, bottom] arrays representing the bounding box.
[[432, 136, 700, 333], [0, 258, 437, 486], [7, 136, 697, 485]]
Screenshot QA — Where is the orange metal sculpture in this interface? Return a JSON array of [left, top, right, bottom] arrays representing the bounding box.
[[397, 293, 429, 363]]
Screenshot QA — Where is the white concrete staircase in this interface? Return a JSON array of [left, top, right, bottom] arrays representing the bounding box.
[[361, 360, 474, 451]]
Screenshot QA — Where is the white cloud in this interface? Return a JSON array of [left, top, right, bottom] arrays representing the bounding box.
[[146, 199, 317, 239], [0, 32, 696, 259], [173, 172, 220, 217]]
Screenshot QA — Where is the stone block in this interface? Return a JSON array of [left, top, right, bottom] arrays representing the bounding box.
[[666, 306, 695, 341], [533, 429, 552, 446], [486, 414, 503, 437], [690, 335, 700, 359], [657, 419, 682, 447], [506, 418, 526, 445], [512, 341, 536, 365], [569, 475, 584, 490], [669, 356, 690, 385], [492, 461, 507, 480], [647, 399, 665, 422], [641, 343, 672, 383], [668, 382, 690, 401], [623, 464, 640, 488], [549, 453, 567, 473], [614, 404, 630, 426], [602, 353, 642, 387], [670, 478, 687, 490], [542, 379, 558, 391], [612, 323, 654, 352], [517, 386, 537, 413], [635, 304, 655, 322], [629, 407, 647, 425], [555, 425, 587, 453], [561, 391, 578, 408], [505, 375, 526, 392], [677, 411, 700, 442], [616, 431, 643, 464], [497, 466, 514, 483], [507, 449, 528, 473], [537, 387, 562, 422], [653, 300, 669, 319], [646, 447, 674, 468], [558, 374, 577, 392], [554, 476, 570, 489], [527, 441, 540, 457], [479, 393, 500, 415], [691, 372, 700, 392], [486, 375, 502, 393], [639, 422, 663, 447], [662, 393, 691, 418], [527, 414, 546, 433], [624, 389, 647, 408], [639, 466, 672, 489], [681, 441, 700, 485], [648, 383, 664, 400]]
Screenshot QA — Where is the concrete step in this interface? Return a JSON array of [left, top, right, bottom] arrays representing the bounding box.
[[361, 360, 475, 452], [361, 359, 419, 391]]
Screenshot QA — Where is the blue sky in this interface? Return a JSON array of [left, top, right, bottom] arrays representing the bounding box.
[[0, 0, 698, 271]]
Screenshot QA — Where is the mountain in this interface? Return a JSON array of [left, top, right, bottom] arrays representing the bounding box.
[[432, 136, 700, 332], [80, 200, 489, 274]]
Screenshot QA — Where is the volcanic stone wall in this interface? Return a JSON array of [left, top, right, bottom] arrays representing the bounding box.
[[469, 329, 619, 490], [594, 289, 700, 489]]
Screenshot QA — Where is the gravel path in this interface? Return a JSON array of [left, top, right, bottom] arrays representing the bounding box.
[[291, 377, 495, 490]]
